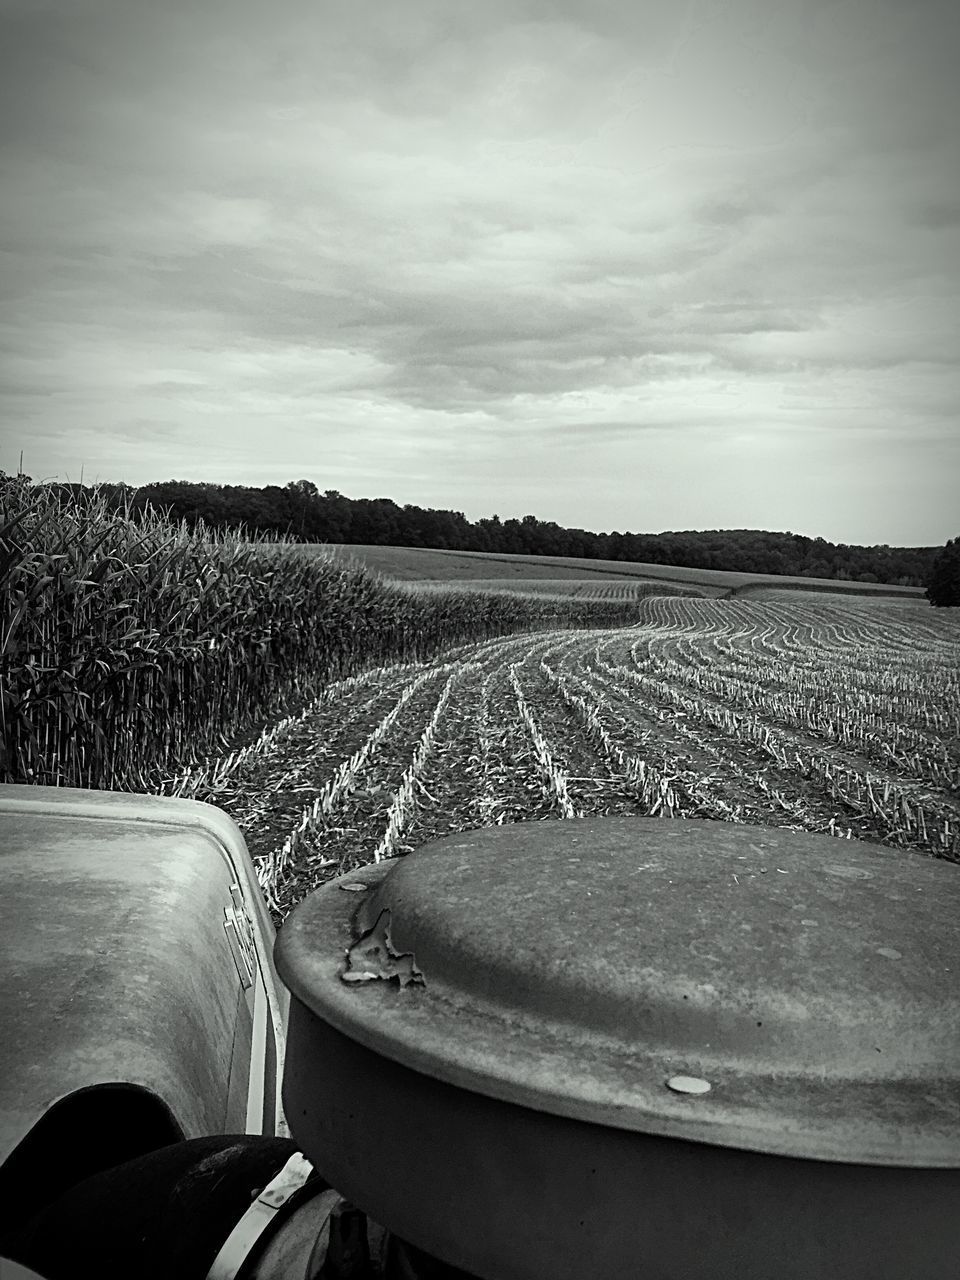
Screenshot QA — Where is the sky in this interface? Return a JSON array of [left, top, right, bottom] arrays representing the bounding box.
[[1, 0, 958, 546]]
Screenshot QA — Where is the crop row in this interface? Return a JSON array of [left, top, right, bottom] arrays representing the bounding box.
[[204, 600, 958, 919]]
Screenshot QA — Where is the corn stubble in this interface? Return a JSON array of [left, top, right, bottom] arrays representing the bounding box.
[[0, 480, 645, 792]]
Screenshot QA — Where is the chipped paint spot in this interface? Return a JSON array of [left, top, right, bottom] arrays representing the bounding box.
[[824, 864, 872, 880], [341, 908, 425, 987], [666, 1075, 711, 1095]]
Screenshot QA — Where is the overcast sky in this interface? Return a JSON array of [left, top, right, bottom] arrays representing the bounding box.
[[1, 0, 958, 545]]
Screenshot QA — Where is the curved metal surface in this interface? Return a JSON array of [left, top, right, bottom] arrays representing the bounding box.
[[0, 784, 288, 1169], [283, 1006, 960, 1280], [276, 818, 960, 1166], [0, 1259, 49, 1280]]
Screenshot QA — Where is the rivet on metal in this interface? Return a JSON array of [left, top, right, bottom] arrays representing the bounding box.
[[666, 1075, 711, 1095]]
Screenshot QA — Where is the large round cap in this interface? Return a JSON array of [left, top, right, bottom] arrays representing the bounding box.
[[276, 818, 960, 1166]]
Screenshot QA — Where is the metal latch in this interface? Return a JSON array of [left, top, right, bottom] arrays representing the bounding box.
[[224, 883, 257, 988]]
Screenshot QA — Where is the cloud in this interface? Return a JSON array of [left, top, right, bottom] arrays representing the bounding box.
[[1, 0, 958, 542]]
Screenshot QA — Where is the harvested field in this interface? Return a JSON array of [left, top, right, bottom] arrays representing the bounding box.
[[748, 589, 934, 607], [318, 543, 926, 600], [410, 577, 696, 601], [206, 595, 960, 921]]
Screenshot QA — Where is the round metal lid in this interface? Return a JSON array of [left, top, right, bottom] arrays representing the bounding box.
[[275, 818, 960, 1166]]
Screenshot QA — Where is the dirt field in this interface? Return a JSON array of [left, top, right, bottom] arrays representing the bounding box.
[[210, 594, 959, 920], [313, 543, 926, 600], [407, 577, 698, 600]]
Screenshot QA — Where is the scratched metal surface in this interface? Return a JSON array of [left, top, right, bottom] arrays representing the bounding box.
[[277, 817, 960, 1166], [0, 784, 286, 1166]]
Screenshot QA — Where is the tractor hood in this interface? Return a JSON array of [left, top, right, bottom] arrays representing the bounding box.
[[0, 784, 286, 1168]]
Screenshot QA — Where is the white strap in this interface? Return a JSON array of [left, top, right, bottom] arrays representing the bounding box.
[[205, 1151, 316, 1280]]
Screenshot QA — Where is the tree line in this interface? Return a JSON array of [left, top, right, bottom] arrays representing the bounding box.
[[9, 474, 941, 586]]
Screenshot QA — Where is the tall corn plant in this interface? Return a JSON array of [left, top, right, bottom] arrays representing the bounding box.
[[1, 481, 369, 789]]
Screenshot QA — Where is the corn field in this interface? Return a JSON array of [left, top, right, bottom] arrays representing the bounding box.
[[0, 481, 650, 792], [5, 478, 958, 924]]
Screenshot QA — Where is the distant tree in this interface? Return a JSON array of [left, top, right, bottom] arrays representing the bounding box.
[[925, 537, 960, 607], [802, 559, 833, 580], [500, 518, 525, 554], [34, 469, 941, 586], [317, 491, 352, 543], [284, 479, 316, 539]]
